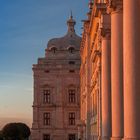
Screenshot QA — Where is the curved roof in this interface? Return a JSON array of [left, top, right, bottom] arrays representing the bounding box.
[[47, 14, 81, 50]]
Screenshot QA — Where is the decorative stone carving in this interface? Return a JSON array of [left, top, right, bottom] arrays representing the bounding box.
[[100, 27, 111, 39], [107, 0, 123, 13], [94, 3, 107, 17]]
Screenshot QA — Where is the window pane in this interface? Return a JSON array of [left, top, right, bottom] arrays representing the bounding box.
[[43, 134, 50, 140], [43, 112, 50, 125], [43, 90, 51, 103], [69, 112, 75, 125], [68, 89, 76, 103]]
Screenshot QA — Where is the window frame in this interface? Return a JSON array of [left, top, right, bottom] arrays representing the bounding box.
[[68, 89, 76, 103], [68, 47, 75, 53], [43, 89, 51, 104], [69, 112, 75, 125], [43, 112, 50, 126], [43, 134, 50, 140]]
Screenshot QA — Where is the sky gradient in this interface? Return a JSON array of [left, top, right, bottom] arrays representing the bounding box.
[[0, 0, 88, 128]]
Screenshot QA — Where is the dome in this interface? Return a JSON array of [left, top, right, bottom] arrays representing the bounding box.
[[47, 13, 81, 51]]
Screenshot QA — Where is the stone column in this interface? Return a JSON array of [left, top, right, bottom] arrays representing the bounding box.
[[108, 0, 124, 140], [124, 0, 140, 139], [101, 14, 111, 140]]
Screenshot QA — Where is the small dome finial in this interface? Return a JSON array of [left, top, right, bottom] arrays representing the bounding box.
[[70, 10, 73, 19], [67, 11, 76, 33]]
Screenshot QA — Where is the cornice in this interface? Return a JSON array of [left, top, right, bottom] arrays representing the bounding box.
[[94, 3, 107, 17], [107, 0, 123, 14]]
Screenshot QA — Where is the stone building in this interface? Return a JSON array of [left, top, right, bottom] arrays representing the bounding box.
[[32, 15, 81, 140], [80, 0, 140, 140], [80, 1, 105, 140]]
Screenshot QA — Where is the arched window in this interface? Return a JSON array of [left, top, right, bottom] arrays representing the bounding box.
[[50, 47, 57, 53]]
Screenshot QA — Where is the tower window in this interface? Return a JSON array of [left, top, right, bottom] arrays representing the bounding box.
[[43, 112, 50, 125], [68, 89, 76, 103], [68, 47, 75, 53], [51, 47, 57, 53], [69, 112, 75, 125], [43, 90, 50, 103], [43, 134, 50, 140], [68, 134, 76, 140]]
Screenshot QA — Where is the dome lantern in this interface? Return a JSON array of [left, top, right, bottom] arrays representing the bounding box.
[[67, 11, 76, 33]]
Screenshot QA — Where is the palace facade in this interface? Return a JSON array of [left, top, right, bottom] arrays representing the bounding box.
[[32, 15, 81, 140], [79, 0, 140, 140], [32, 0, 140, 139]]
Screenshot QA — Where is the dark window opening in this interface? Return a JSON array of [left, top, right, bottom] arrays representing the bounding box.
[[51, 47, 57, 53], [69, 61, 75, 65], [43, 134, 50, 140], [43, 90, 50, 103], [68, 47, 75, 53], [45, 70, 50, 73], [69, 70, 75, 73], [69, 112, 75, 125], [68, 89, 76, 103], [43, 112, 50, 125], [69, 134, 76, 140]]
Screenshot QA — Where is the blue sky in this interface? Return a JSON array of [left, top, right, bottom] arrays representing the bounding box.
[[0, 0, 88, 128]]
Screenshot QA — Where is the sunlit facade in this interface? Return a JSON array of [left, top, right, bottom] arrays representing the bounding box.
[[80, 0, 140, 140], [32, 15, 81, 140]]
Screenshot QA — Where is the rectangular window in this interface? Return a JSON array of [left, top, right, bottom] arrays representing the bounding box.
[[69, 112, 75, 125], [43, 134, 50, 140], [68, 89, 76, 103], [43, 90, 50, 103], [69, 70, 75, 73], [69, 61, 75, 65], [68, 134, 76, 140], [43, 112, 50, 125]]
